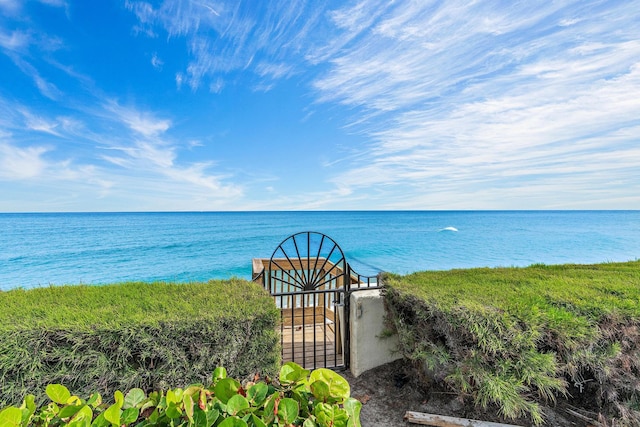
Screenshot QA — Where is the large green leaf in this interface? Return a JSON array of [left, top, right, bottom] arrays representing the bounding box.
[[166, 389, 180, 405], [183, 393, 195, 422], [67, 414, 91, 427], [113, 391, 124, 408], [218, 417, 248, 427], [314, 403, 348, 427], [192, 408, 208, 427], [262, 393, 278, 425], [279, 362, 309, 385], [226, 395, 249, 416], [309, 369, 350, 401], [58, 404, 85, 419], [213, 367, 227, 382], [249, 414, 267, 427], [20, 395, 36, 427], [214, 378, 241, 404], [121, 407, 139, 425], [86, 393, 102, 409], [246, 383, 268, 406], [343, 398, 362, 427], [46, 384, 71, 405], [90, 412, 110, 427], [123, 389, 146, 409], [0, 407, 22, 427], [206, 409, 220, 427], [103, 403, 121, 426], [302, 418, 317, 427], [72, 406, 93, 423], [165, 402, 182, 419], [277, 398, 299, 424], [310, 380, 330, 402]]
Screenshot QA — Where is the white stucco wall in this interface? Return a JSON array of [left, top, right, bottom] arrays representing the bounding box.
[[349, 289, 402, 377]]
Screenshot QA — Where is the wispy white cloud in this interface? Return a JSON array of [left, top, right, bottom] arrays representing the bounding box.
[[126, 0, 324, 90], [0, 90, 242, 210], [100, 101, 242, 200], [306, 0, 640, 209], [0, 0, 21, 14], [0, 29, 29, 51], [0, 142, 50, 180], [104, 102, 171, 137], [0, 28, 64, 100]]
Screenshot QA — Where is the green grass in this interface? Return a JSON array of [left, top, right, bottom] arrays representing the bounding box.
[[1, 279, 277, 329], [387, 261, 640, 318], [0, 279, 280, 406], [384, 261, 640, 425]]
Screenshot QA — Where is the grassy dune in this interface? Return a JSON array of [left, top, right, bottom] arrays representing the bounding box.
[[384, 261, 640, 425], [0, 280, 280, 406]]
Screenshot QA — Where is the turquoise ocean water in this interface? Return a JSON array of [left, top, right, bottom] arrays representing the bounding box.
[[1, 211, 638, 291]]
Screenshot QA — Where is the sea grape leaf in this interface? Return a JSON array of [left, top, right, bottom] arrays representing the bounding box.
[[184, 385, 202, 398], [344, 398, 362, 427], [206, 409, 220, 427], [310, 380, 330, 402], [279, 362, 309, 385], [103, 403, 121, 426], [87, 393, 102, 408], [192, 408, 207, 427], [113, 391, 124, 408], [217, 417, 247, 427], [46, 384, 71, 405], [0, 407, 22, 427], [302, 418, 317, 427], [166, 389, 178, 405], [226, 395, 249, 416], [277, 398, 299, 424], [121, 407, 139, 425], [20, 394, 36, 426], [72, 406, 93, 422], [58, 404, 84, 419], [314, 403, 348, 427], [90, 412, 109, 427], [249, 414, 267, 427], [309, 369, 350, 401], [214, 378, 241, 404], [213, 367, 227, 382], [246, 383, 268, 406], [183, 393, 195, 422], [123, 389, 146, 409], [165, 402, 182, 419]]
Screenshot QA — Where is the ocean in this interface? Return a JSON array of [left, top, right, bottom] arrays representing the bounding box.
[[1, 211, 638, 291]]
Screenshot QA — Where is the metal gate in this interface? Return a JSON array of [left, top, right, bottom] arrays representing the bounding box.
[[253, 232, 380, 370]]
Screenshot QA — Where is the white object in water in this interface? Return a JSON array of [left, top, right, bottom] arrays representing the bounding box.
[[440, 226, 458, 232]]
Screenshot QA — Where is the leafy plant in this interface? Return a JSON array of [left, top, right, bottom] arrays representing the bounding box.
[[0, 363, 361, 427]]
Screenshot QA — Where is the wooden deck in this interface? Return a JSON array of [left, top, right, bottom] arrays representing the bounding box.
[[281, 323, 343, 369]]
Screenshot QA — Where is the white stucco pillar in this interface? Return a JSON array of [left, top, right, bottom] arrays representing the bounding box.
[[349, 289, 402, 377]]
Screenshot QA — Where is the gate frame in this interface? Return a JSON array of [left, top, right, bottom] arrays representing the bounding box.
[[253, 231, 382, 370]]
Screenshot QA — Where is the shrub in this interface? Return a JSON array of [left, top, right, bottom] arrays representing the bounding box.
[[383, 261, 640, 425], [0, 280, 280, 406], [0, 363, 361, 427]]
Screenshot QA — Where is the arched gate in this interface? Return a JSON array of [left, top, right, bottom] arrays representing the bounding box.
[[253, 232, 381, 370]]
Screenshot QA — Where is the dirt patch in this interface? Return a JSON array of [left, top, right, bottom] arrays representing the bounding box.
[[343, 359, 597, 426]]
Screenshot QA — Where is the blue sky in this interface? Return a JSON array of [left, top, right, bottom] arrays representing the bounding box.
[[1, 0, 639, 211]]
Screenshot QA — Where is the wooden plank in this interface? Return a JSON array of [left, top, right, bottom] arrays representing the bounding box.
[[280, 307, 336, 326], [404, 411, 522, 427], [280, 323, 343, 369], [260, 257, 344, 274], [251, 258, 264, 279]]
